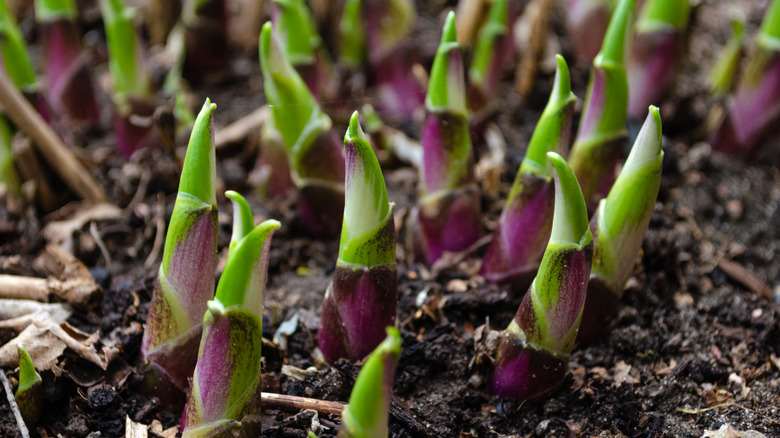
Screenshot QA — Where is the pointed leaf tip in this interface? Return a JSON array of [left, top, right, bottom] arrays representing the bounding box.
[[622, 105, 662, 172], [547, 152, 590, 246], [383, 326, 402, 354], [179, 99, 217, 205], [225, 191, 255, 249], [552, 54, 572, 99], [442, 11, 458, 44], [17, 344, 41, 391], [346, 111, 366, 143], [597, 0, 636, 66]]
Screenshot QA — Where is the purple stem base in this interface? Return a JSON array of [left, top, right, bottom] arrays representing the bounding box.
[[491, 331, 568, 400], [480, 177, 554, 291], [115, 98, 158, 158], [711, 54, 780, 157], [628, 31, 677, 119], [318, 261, 397, 363], [576, 276, 620, 345], [414, 184, 482, 265]]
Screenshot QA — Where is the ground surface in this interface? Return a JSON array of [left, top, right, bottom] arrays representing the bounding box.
[[1, 0, 779, 437]]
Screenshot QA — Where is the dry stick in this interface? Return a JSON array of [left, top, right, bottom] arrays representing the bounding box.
[[144, 193, 166, 267], [0, 274, 50, 301], [215, 106, 268, 151], [0, 371, 31, 438], [261, 392, 346, 416], [515, 0, 554, 96], [456, 0, 488, 46], [0, 68, 106, 202]]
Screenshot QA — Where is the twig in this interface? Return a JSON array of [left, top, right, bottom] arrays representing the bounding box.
[[515, 0, 554, 96], [89, 222, 113, 273], [144, 193, 166, 267], [0, 371, 31, 438], [717, 258, 773, 299], [215, 106, 268, 151], [0, 274, 50, 301], [261, 392, 346, 416], [676, 402, 749, 414], [456, 0, 488, 46], [0, 67, 106, 202]]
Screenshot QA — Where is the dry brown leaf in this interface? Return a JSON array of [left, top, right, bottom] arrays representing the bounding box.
[[126, 416, 148, 438], [612, 361, 640, 388], [42, 202, 122, 250], [652, 358, 678, 376], [0, 299, 71, 322], [703, 424, 767, 438], [0, 312, 118, 370]]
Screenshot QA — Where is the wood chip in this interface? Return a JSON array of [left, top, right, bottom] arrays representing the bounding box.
[[717, 259, 773, 299], [0, 67, 106, 202], [125, 416, 147, 438]]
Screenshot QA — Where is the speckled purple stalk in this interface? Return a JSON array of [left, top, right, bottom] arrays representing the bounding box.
[[415, 184, 482, 266], [491, 331, 568, 399], [41, 20, 99, 126], [114, 98, 158, 158], [294, 131, 345, 237], [141, 212, 218, 390], [480, 176, 554, 290], [421, 111, 473, 193], [491, 243, 593, 399], [712, 54, 780, 157], [628, 32, 677, 118], [318, 223, 397, 363], [574, 276, 619, 345], [181, 309, 262, 437]]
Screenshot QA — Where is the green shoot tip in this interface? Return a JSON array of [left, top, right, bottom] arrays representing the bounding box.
[[547, 152, 590, 246], [442, 11, 458, 44]]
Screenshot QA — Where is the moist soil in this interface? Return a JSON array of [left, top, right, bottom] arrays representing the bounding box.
[[1, 1, 780, 437]]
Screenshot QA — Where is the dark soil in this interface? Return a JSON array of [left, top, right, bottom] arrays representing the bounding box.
[[1, 1, 779, 437]]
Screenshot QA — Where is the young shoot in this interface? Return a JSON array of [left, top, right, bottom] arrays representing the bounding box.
[[259, 21, 345, 237], [481, 55, 577, 290], [15, 345, 43, 428], [339, 0, 366, 70], [491, 153, 593, 400], [319, 111, 397, 363], [0, 0, 36, 94], [182, 192, 280, 437], [338, 327, 402, 438], [709, 17, 745, 96], [412, 11, 482, 265], [272, 0, 334, 99], [711, 0, 780, 157], [35, 0, 100, 127], [100, 0, 156, 157], [468, 0, 512, 110], [578, 106, 663, 344], [627, 0, 691, 118], [141, 100, 218, 391], [568, 0, 635, 210]]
